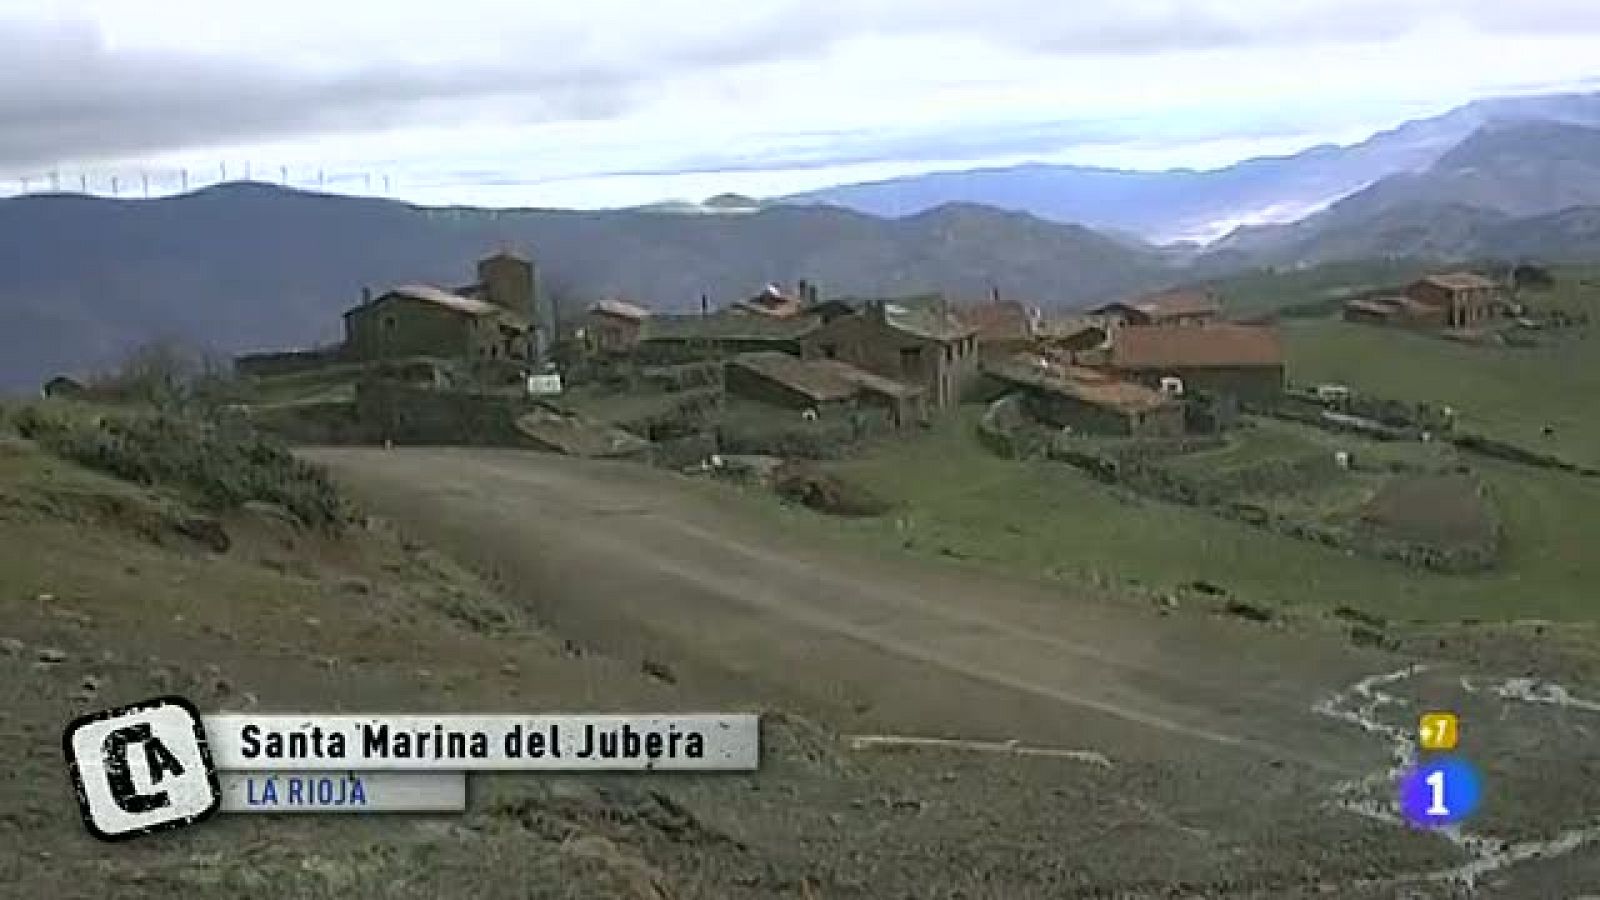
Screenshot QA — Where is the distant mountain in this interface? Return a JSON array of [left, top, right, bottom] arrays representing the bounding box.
[[1202, 120, 1600, 268], [633, 193, 765, 215], [0, 184, 1173, 389], [782, 91, 1600, 243]]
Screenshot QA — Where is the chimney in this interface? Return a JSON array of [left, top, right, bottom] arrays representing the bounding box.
[[809, 282, 820, 305], [867, 298, 887, 325], [362, 286, 373, 305], [797, 279, 809, 305], [700, 293, 710, 316], [991, 285, 1000, 304]]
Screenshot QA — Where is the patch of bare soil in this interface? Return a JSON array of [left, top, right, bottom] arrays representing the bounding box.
[[772, 463, 891, 517], [1358, 474, 1498, 549]]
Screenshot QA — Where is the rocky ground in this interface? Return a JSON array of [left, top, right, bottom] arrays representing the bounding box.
[[3, 434, 1599, 897]]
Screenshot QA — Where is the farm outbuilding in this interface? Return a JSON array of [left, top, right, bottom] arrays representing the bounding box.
[[725, 351, 926, 427], [985, 358, 1185, 438], [1108, 324, 1286, 403]]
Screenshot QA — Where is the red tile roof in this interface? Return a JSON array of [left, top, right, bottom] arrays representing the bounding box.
[[1418, 272, 1497, 292], [958, 300, 1032, 342], [1132, 288, 1221, 320], [1111, 324, 1284, 369], [986, 355, 1176, 414]]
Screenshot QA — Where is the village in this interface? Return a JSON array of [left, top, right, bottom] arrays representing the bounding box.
[[217, 248, 1543, 578]]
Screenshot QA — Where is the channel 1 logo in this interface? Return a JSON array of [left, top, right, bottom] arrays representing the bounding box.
[[62, 696, 221, 841]]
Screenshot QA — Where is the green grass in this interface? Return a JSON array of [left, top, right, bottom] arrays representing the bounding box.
[[1210, 259, 1435, 319], [248, 363, 367, 405], [781, 408, 1600, 623], [1284, 319, 1600, 468], [561, 384, 686, 424], [1163, 418, 1450, 481], [1161, 419, 1326, 479]]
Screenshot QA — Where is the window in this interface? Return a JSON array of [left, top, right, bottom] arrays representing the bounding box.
[[820, 343, 837, 359], [899, 346, 921, 372], [383, 316, 396, 331]]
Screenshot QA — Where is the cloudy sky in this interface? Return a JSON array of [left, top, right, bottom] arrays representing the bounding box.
[[3, 0, 1599, 207]]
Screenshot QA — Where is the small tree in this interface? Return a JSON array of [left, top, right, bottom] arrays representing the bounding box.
[[1512, 263, 1555, 292], [90, 338, 243, 410]]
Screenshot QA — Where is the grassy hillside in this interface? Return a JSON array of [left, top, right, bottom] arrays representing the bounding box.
[[1208, 260, 1435, 319], [731, 272, 1600, 622], [784, 409, 1600, 623], [1281, 270, 1600, 468]]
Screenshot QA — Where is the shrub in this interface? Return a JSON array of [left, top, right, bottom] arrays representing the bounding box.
[[772, 465, 892, 517], [14, 405, 347, 531]]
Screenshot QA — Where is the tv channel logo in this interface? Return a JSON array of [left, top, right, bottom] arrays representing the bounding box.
[[1398, 757, 1482, 829], [63, 696, 221, 841]]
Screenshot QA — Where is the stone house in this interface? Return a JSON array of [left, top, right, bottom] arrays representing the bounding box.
[[959, 298, 1036, 362], [1092, 288, 1222, 328], [1403, 272, 1501, 329], [801, 295, 979, 410], [1342, 294, 1447, 329], [584, 299, 651, 355], [1035, 316, 1110, 361], [342, 251, 538, 364], [724, 351, 926, 427], [986, 358, 1184, 437], [733, 281, 822, 318], [1108, 324, 1285, 403], [343, 284, 530, 363], [633, 312, 822, 365]]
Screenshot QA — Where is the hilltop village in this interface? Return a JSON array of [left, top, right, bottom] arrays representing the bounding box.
[[220, 248, 1566, 576], [232, 248, 1517, 455]]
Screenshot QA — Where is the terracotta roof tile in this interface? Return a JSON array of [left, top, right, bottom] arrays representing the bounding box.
[[1111, 324, 1284, 369], [1419, 271, 1498, 292], [1132, 288, 1222, 319], [958, 300, 1032, 342], [985, 356, 1177, 414]]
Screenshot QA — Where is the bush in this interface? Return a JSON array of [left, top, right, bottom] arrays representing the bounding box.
[[14, 405, 347, 530], [772, 465, 891, 517], [718, 416, 861, 460]]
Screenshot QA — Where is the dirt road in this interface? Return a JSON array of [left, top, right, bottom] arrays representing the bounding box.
[[308, 446, 1385, 773], [303, 446, 1600, 895]]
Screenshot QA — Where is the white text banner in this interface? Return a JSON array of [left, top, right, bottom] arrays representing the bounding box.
[[204, 714, 759, 771]]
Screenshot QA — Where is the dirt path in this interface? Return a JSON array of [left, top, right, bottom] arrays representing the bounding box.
[[306, 446, 1390, 776], [298, 447, 1600, 894]]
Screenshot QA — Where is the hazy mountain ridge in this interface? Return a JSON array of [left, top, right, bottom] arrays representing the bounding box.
[[0, 184, 1173, 388], [1202, 119, 1600, 268], [783, 91, 1600, 243]]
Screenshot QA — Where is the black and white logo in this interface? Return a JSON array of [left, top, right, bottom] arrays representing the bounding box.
[[63, 696, 221, 841]]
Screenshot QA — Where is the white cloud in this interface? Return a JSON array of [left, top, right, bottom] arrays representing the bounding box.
[[0, 1, 1597, 205]]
